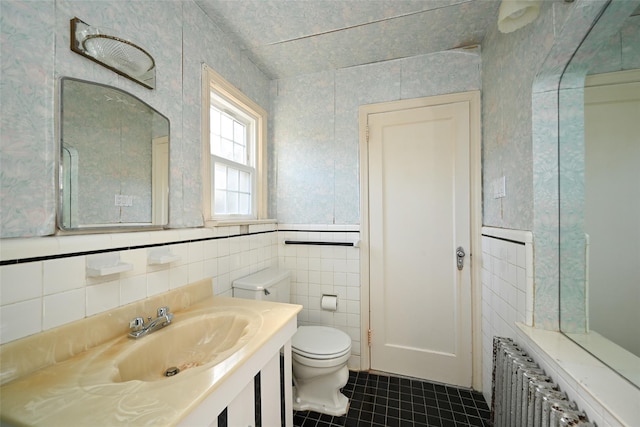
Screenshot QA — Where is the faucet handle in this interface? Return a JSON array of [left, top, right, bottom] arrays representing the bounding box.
[[129, 317, 145, 330], [157, 306, 171, 317]]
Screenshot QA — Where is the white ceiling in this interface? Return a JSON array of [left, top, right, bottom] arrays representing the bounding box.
[[195, 0, 501, 79]]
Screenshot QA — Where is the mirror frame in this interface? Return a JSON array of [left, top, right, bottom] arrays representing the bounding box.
[[57, 76, 170, 233]]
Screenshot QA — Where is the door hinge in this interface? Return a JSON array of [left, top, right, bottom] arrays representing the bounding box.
[[368, 329, 372, 346], [365, 125, 369, 143]]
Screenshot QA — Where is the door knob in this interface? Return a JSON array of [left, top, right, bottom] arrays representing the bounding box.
[[456, 247, 466, 270]]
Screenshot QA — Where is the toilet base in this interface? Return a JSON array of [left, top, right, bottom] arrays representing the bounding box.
[[292, 385, 350, 416], [291, 363, 350, 416]]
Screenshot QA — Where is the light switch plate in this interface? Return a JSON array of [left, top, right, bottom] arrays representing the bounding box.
[[493, 176, 506, 199]]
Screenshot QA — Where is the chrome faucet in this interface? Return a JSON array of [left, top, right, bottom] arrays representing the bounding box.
[[128, 306, 173, 339]]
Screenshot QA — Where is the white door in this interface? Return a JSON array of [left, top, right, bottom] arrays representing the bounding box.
[[366, 98, 473, 386], [152, 136, 169, 225]]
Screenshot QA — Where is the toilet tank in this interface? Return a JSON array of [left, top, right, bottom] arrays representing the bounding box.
[[232, 267, 291, 304]]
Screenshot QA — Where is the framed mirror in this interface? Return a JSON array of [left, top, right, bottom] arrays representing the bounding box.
[[58, 77, 169, 232], [559, 1, 640, 387]]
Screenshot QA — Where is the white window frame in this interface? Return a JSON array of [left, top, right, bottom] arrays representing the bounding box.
[[202, 64, 268, 225]]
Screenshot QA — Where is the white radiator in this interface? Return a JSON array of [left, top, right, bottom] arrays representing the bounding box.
[[491, 337, 595, 427]]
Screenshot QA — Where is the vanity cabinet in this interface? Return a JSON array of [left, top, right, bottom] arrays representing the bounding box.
[[179, 322, 296, 427]]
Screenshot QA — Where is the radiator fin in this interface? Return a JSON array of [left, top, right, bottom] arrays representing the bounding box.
[[491, 337, 595, 427]]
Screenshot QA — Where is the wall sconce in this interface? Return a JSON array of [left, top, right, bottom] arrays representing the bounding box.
[[497, 0, 542, 33], [70, 17, 156, 89]]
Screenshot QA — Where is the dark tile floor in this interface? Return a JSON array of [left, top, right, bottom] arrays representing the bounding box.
[[293, 371, 491, 427]]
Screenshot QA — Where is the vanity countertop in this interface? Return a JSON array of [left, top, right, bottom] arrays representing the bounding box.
[[0, 293, 301, 426]]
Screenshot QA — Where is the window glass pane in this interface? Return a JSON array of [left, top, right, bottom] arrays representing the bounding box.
[[221, 138, 233, 160], [210, 108, 220, 136], [234, 121, 245, 145], [214, 163, 226, 189], [239, 193, 250, 214], [234, 144, 245, 164], [239, 170, 250, 192], [227, 192, 238, 213], [220, 114, 233, 140], [227, 168, 239, 191], [214, 190, 226, 214], [211, 135, 221, 156]]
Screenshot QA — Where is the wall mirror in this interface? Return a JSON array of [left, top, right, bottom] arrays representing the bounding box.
[[559, 1, 640, 387], [58, 77, 169, 232]]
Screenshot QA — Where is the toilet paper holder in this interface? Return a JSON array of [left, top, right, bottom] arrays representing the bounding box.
[[321, 294, 338, 311]]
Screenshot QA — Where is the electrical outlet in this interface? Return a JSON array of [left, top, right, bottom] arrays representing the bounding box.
[[114, 195, 133, 206]]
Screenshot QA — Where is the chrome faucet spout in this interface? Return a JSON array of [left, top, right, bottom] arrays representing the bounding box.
[[128, 307, 173, 339]]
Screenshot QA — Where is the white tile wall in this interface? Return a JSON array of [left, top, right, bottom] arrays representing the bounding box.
[[0, 298, 42, 343], [0, 224, 279, 345], [277, 225, 361, 368], [481, 229, 533, 405], [0, 222, 362, 369], [0, 262, 42, 304], [44, 256, 86, 294]]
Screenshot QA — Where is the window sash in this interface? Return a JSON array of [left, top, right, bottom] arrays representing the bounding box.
[[202, 64, 267, 224], [209, 92, 256, 219], [209, 104, 252, 166], [211, 155, 255, 218]]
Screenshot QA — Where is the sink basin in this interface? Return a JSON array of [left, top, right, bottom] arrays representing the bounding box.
[[110, 308, 262, 382]]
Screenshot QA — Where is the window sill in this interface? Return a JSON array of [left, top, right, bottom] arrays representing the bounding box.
[[204, 219, 277, 228]]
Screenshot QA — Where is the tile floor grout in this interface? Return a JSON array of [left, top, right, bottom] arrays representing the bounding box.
[[293, 371, 491, 427]]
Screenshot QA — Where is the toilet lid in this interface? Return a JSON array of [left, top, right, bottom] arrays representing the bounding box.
[[292, 326, 351, 359]]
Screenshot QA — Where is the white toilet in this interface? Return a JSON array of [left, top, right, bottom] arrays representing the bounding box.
[[232, 267, 352, 416]]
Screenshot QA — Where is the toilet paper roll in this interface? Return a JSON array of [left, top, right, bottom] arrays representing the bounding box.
[[321, 295, 338, 311]]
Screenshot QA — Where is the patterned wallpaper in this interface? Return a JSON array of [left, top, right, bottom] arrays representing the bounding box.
[[480, 0, 558, 231], [0, 1, 56, 237], [196, 0, 498, 80], [271, 49, 482, 224]]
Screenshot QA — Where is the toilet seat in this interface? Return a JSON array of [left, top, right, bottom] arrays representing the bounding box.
[[292, 326, 351, 360]]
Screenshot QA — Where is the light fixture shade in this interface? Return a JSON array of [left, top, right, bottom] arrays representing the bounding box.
[[70, 17, 156, 89], [497, 0, 542, 33], [82, 34, 154, 78]]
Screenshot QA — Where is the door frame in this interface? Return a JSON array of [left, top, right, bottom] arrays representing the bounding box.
[[358, 91, 482, 390]]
